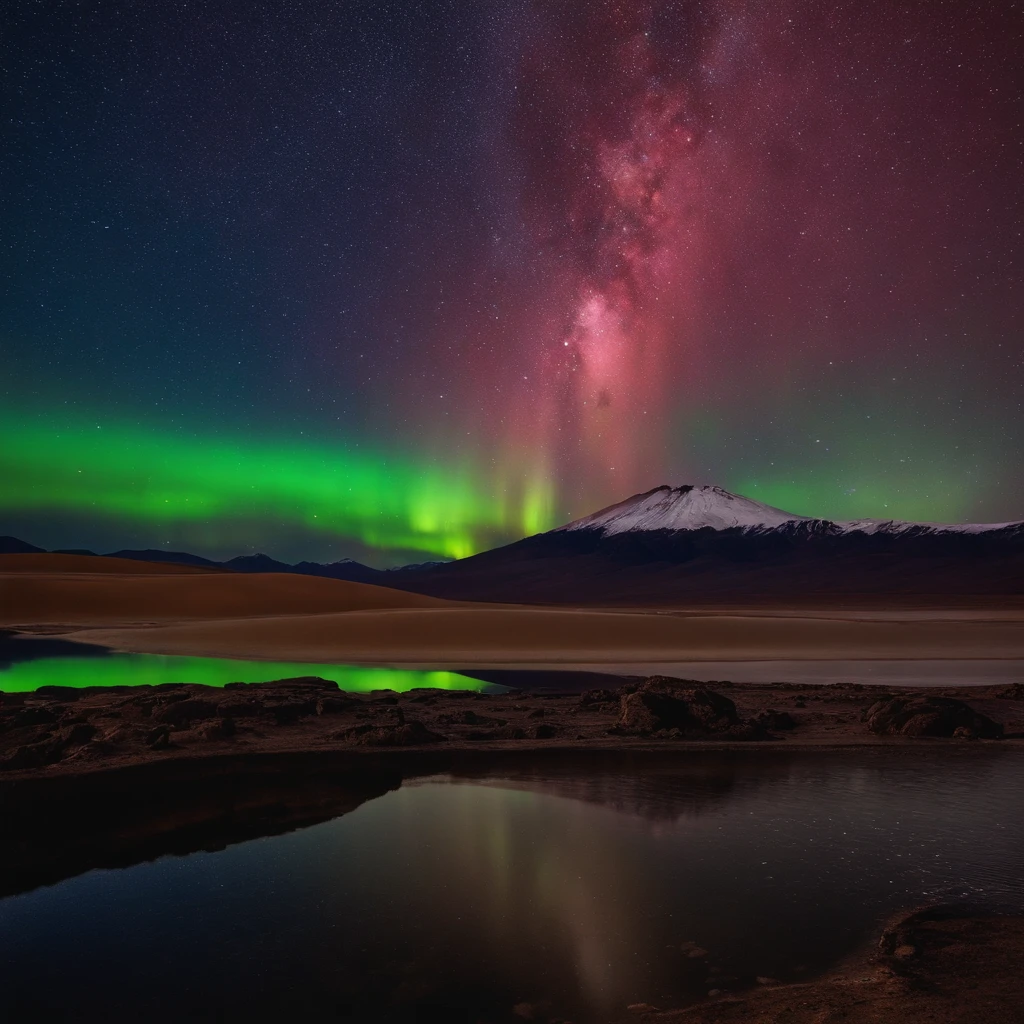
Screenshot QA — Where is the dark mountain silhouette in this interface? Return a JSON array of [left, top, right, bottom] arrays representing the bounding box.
[[0, 536, 45, 554], [221, 553, 295, 573], [387, 486, 1024, 604], [4, 484, 1022, 603], [291, 559, 382, 583], [106, 549, 222, 568]]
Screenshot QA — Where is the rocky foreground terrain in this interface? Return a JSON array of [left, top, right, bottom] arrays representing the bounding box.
[[2, 677, 1023, 1021], [636, 905, 1024, 1024], [2, 675, 1023, 775]]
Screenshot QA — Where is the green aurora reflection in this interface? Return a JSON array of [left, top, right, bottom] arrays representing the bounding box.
[[0, 653, 490, 694]]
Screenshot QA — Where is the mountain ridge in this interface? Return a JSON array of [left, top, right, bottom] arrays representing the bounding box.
[[559, 484, 1021, 538], [3, 483, 1023, 602]]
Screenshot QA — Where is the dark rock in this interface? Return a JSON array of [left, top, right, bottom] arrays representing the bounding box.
[[756, 709, 798, 731], [726, 721, 767, 741], [33, 686, 91, 701], [526, 708, 546, 718], [865, 696, 1003, 739], [437, 709, 507, 727], [2, 739, 64, 770], [0, 722, 96, 770], [996, 683, 1024, 700], [57, 723, 96, 747], [578, 688, 619, 707], [466, 726, 528, 741], [269, 699, 317, 725], [339, 720, 445, 746], [216, 698, 263, 718], [13, 706, 58, 728], [406, 689, 440, 704], [315, 695, 356, 715], [154, 699, 219, 728], [145, 725, 171, 748], [197, 718, 236, 740], [532, 723, 559, 739], [99, 724, 142, 745], [265, 676, 340, 690], [618, 679, 740, 736]]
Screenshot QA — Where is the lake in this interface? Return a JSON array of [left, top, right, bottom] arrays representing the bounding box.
[[1, 749, 1022, 1022], [4, 630, 1020, 694], [0, 631, 491, 694]]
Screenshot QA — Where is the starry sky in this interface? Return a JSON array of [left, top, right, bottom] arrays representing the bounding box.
[[3, 0, 1022, 564]]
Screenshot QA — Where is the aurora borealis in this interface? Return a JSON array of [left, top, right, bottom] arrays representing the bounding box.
[[3, 1, 1022, 563]]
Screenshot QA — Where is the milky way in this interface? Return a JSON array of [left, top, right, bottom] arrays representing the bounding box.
[[2, 1, 1022, 561]]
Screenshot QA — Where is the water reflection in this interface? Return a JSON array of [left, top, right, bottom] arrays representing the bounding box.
[[1, 750, 1022, 1022], [0, 632, 489, 693]]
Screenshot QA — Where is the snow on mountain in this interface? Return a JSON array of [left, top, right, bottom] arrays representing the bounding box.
[[558, 484, 1021, 537], [559, 485, 809, 534]]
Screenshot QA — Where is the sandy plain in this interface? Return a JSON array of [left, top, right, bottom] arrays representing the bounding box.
[[3, 554, 1024, 668], [3, 553, 1023, 1023]]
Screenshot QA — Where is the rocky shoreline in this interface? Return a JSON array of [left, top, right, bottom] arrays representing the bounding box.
[[2, 675, 1022, 779], [2, 676, 1022, 1021], [644, 906, 1024, 1023]]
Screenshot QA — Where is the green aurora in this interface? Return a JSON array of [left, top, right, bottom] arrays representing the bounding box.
[[1, 401, 1008, 567], [0, 412, 556, 562]]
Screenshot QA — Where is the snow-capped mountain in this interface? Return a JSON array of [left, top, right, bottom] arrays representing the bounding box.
[[558, 484, 1021, 538], [559, 485, 810, 534]]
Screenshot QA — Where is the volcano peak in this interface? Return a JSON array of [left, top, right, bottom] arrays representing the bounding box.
[[558, 484, 809, 535]]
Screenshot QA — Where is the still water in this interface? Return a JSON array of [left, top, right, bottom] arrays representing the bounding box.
[[1, 751, 1022, 1022], [0, 631, 490, 693]]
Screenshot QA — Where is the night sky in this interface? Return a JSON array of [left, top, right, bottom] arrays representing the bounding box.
[[3, 1, 1022, 565]]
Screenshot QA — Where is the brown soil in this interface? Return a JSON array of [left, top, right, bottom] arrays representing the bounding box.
[[5, 552, 1024, 663], [0, 552, 220, 574], [0, 563, 448, 625], [58, 607, 1024, 664]]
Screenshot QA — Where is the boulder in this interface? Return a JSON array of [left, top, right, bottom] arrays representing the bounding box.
[[578, 688, 619, 707], [267, 698, 318, 724], [465, 726, 528, 741], [145, 725, 171, 748], [618, 679, 740, 736], [154, 699, 219, 728], [756, 709, 798, 731], [216, 698, 264, 718], [0, 722, 96, 771], [437, 709, 507, 726], [57, 722, 97, 747], [13, 706, 58, 728], [197, 717, 236, 740], [340, 720, 445, 746], [315, 695, 356, 715], [865, 696, 1002, 739]]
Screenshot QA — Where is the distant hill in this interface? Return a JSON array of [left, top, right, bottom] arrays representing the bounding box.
[[7, 483, 1022, 603], [0, 536, 45, 554], [105, 548, 222, 568], [222, 553, 295, 573]]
